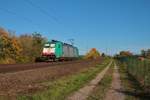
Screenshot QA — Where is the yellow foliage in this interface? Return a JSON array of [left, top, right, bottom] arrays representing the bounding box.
[[0, 27, 46, 63], [0, 28, 22, 63], [0, 58, 16, 64], [84, 48, 101, 59]]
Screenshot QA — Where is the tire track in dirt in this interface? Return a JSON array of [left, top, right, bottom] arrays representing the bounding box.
[[104, 63, 125, 100], [67, 61, 112, 100]]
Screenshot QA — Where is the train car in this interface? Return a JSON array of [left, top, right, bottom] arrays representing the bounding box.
[[41, 40, 79, 61]]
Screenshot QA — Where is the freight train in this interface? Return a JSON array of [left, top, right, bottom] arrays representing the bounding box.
[[39, 40, 79, 61]]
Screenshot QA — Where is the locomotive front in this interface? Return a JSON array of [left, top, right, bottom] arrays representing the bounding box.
[[42, 42, 56, 60]]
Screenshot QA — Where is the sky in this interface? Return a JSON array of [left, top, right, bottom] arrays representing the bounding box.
[[0, 0, 150, 55]]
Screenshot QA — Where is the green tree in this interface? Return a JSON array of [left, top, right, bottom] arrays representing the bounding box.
[[141, 49, 146, 57], [141, 49, 150, 59], [32, 32, 46, 58]]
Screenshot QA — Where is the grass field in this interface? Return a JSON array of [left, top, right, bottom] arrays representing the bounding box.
[[17, 59, 111, 100]]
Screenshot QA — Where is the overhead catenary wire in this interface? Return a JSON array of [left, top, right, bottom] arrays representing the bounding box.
[[23, 0, 60, 24], [0, 0, 76, 42], [22, 0, 77, 37], [0, 7, 41, 28]]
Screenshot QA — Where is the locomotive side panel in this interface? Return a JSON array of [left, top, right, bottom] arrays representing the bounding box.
[[62, 44, 69, 57], [55, 42, 63, 58], [62, 44, 76, 58]]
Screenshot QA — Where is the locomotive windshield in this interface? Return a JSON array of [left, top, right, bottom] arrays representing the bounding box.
[[44, 43, 55, 48], [50, 44, 55, 48]]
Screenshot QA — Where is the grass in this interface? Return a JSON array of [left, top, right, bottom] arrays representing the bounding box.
[[117, 61, 150, 100], [17, 59, 111, 100], [87, 61, 113, 100], [118, 57, 150, 89]]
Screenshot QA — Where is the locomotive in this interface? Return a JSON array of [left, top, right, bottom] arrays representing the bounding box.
[[41, 40, 79, 61]]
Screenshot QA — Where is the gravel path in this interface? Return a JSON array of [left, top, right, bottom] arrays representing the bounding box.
[[104, 63, 125, 100], [67, 61, 112, 100]]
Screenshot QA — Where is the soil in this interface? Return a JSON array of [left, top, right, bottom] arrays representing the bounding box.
[[67, 61, 112, 100], [0, 59, 102, 96], [104, 63, 125, 100], [0, 60, 91, 73]]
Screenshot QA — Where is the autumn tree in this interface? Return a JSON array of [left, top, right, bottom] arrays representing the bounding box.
[[18, 34, 33, 62], [0, 27, 47, 63], [119, 51, 133, 57], [18, 32, 46, 62], [84, 48, 101, 59], [0, 27, 22, 63]]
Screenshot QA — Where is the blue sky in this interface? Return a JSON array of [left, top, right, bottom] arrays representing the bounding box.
[[0, 0, 150, 55]]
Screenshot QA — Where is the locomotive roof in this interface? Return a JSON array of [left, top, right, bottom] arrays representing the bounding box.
[[45, 40, 77, 48], [51, 40, 73, 46]]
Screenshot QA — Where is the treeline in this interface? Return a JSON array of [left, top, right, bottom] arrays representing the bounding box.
[[0, 27, 46, 64], [141, 49, 150, 59], [115, 50, 150, 58]]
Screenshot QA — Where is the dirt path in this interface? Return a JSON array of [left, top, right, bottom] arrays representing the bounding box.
[[104, 63, 125, 100], [67, 61, 112, 100]]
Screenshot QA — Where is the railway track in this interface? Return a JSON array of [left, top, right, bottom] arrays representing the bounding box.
[[0, 60, 94, 73]]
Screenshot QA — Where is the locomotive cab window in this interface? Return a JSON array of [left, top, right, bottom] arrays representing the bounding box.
[[50, 44, 55, 48], [44, 44, 50, 48]]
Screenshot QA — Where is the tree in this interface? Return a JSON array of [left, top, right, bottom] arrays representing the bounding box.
[[10, 36, 22, 60], [141, 49, 146, 57], [0, 35, 8, 58], [18, 32, 46, 62], [0, 27, 47, 63], [32, 32, 46, 58], [141, 49, 150, 59], [0, 28, 22, 63], [119, 51, 133, 57], [147, 49, 150, 58], [84, 48, 101, 59], [101, 53, 105, 57]]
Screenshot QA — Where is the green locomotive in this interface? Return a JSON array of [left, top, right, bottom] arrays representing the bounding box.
[[41, 40, 79, 61]]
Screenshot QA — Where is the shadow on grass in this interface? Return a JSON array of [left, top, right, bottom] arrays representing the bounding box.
[[117, 70, 150, 100]]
